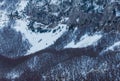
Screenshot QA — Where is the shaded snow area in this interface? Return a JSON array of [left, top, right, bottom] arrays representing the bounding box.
[[14, 19, 68, 55], [65, 33, 102, 48]]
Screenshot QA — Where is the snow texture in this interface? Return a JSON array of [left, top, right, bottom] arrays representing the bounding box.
[[14, 19, 68, 55], [65, 33, 102, 48]]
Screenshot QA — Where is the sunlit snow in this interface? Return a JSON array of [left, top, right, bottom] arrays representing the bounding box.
[[14, 19, 68, 55], [11, 0, 68, 55], [64, 33, 102, 48]]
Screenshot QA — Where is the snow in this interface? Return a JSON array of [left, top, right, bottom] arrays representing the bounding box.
[[93, 2, 104, 13], [51, 12, 59, 16], [14, 19, 68, 55], [50, 0, 60, 5], [27, 56, 39, 69], [0, 10, 9, 28], [105, 41, 120, 51], [6, 71, 23, 79], [60, 17, 69, 23], [107, 41, 120, 51], [111, 0, 119, 3], [13, 0, 68, 55], [0, 1, 4, 6], [100, 41, 120, 55], [17, 0, 29, 12], [116, 11, 120, 17], [111, 0, 115, 2], [64, 33, 102, 48], [36, 1, 45, 7], [33, 22, 44, 28]]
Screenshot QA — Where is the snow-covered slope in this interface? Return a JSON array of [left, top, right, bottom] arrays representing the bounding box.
[[10, 0, 70, 55], [14, 19, 68, 55], [65, 33, 102, 48], [100, 41, 120, 55], [0, 0, 120, 81], [107, 41, 120, 51]]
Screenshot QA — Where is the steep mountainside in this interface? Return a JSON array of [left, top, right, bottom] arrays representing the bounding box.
[[0, 0, 120, 81]]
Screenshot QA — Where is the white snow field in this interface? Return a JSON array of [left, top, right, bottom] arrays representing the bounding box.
[[14, 19, 68, 55]]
